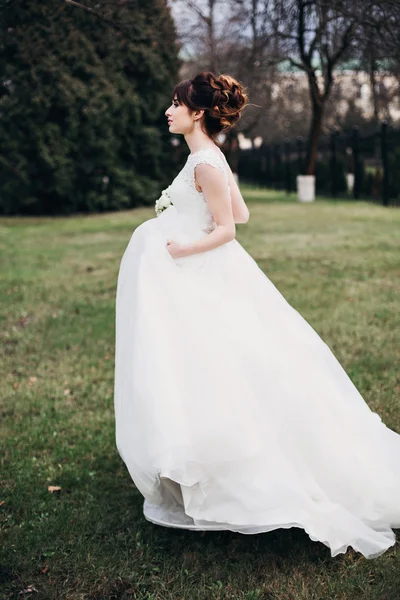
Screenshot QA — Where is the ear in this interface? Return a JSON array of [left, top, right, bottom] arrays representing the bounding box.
[[193, 109, 204, 122]]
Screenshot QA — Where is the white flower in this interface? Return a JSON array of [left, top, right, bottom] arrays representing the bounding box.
[[155, 187, 173, 216]]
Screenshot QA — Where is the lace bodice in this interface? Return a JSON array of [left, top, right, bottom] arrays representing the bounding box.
[[162, 147, 230, 234]]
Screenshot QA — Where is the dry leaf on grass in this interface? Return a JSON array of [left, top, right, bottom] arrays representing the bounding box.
[[18, 584, 38, 594]]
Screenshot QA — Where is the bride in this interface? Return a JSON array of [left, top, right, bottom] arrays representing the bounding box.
[[114, 71, 400, 559]]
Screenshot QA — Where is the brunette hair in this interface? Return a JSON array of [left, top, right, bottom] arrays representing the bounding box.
[[172, 71, 248, 141]]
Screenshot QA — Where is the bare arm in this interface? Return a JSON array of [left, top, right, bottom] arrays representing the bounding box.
[[180, 163, 236, 258], [225, 161, 250, 224]]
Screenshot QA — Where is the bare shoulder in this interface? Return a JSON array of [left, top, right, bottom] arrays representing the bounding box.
[[194, 162, 227, 194], [194, 162, 225, 179]]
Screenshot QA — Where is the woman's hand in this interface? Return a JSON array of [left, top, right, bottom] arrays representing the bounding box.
[[166, 239, 189, 259]]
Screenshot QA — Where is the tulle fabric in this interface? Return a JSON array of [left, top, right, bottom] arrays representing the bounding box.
[[114, 148, 400, 559]]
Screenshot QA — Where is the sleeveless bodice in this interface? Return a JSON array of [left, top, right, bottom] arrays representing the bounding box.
[[162, 147, 230, 234]]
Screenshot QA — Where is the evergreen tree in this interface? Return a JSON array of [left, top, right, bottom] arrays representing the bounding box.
[[0, 0, 181, 214]]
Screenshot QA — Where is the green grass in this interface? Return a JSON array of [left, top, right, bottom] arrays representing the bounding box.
[[1, 190, 400, 600]]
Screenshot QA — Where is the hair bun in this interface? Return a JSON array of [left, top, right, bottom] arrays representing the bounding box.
[[208, 73, 248, 131]]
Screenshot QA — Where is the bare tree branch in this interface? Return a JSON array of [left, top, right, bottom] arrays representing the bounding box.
[[62, 0, 120, 28]]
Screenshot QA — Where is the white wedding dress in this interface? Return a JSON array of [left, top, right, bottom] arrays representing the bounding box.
[[114, 146, 400, 559]]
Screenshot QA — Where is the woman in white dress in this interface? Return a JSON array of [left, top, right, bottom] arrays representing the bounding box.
[[114, 71, 400, 559]]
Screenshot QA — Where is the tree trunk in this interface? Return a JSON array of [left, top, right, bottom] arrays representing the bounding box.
[[208, 0, 218, 73], [305, 102, 324, 175], [368, 50, 379, 124]]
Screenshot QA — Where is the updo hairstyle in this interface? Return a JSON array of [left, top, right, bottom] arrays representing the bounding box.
[[172, 71, 248, 139]]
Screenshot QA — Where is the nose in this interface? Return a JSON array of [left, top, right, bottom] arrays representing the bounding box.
[[165, 105, 171, 117]]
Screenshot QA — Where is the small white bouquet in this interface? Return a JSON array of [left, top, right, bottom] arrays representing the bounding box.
[[155, 187, 173, 216]]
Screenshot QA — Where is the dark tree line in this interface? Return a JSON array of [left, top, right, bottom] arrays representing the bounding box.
[[0, 0, 181, 214]]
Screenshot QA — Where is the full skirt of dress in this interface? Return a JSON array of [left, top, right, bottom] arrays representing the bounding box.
[[114, 205, 400, 559]]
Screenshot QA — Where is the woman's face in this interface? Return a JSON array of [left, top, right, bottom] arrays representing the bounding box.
[[165, 96, 196, 135]]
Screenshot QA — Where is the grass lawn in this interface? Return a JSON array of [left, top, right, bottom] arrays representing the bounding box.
[[1, 188, 400, 600]]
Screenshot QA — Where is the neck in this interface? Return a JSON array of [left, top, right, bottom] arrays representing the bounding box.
[[185, 130, 217, 154]]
